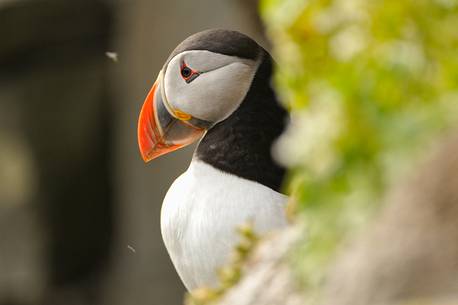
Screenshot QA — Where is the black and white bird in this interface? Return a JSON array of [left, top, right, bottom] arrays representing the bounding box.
[[137, 29, 289, 290]]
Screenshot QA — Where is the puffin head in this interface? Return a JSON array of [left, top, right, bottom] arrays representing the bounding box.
[[138, 29, 264, 162]]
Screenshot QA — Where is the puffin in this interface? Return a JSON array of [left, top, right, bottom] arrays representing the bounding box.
[[137, 29, 289, 291]]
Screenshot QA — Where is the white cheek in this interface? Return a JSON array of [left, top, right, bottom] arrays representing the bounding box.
[[164, 54, 257, 123], [183, 50, 237, 71], [178, 63, 254, 122]]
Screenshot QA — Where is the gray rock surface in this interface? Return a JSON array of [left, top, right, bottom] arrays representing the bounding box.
[[214, 131, 458, 305], [324, 132, 458, 305]]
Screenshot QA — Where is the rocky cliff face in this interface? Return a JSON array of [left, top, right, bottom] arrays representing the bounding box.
[[216, 131, 458, 305], [323, 131, 458, 305]]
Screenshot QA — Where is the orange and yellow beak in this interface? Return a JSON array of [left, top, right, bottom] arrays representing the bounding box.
[[137, 74, 206, 162]]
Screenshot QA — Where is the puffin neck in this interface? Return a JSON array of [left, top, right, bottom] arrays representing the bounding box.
[[194, 52, 288, 192]]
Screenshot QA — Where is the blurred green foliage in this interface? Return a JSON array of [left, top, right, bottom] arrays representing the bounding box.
[[261, 0, 458, 294]]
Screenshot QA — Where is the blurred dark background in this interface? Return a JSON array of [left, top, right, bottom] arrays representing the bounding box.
[[0, 1, 263, 304]]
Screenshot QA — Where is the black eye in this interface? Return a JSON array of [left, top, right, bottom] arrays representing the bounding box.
[[180, 62, 200, 83], [181, 66, 192, 78]]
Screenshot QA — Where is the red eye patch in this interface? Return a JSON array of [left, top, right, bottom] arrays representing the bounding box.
[[180, 61, 200, 83]]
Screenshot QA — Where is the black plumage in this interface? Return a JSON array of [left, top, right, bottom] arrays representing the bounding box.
[[194, 36, 288, 192], [164, 29, 260, 71]]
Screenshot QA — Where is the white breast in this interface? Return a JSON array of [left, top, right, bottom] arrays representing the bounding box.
[[160, 159, 288, 290]]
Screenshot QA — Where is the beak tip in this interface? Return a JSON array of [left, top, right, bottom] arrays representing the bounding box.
[[142, 156, 153, 163], [139, 144, 154, 163], [141, 155, 149, 163]]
